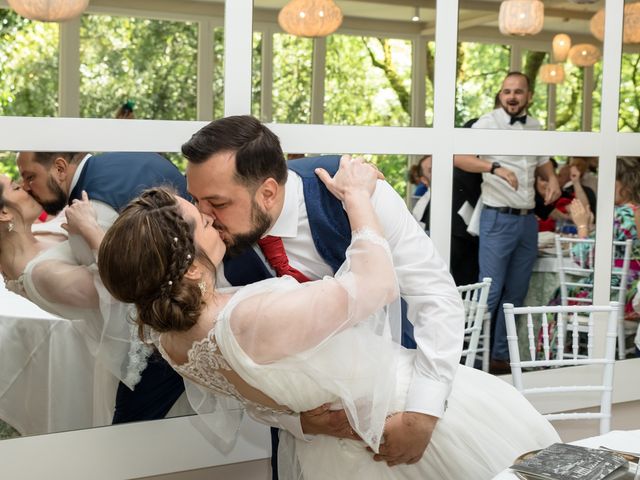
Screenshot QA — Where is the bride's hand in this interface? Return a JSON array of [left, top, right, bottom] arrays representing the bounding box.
[[62, 190, 101, 241], [315, 155, 383, 202]]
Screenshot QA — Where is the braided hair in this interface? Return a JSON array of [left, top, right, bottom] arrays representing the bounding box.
[[98, 187, 215, 337]]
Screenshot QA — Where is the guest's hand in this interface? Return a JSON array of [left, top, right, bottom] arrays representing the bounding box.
[[544, 176, 561, 205], [568, 199, 592, 238], [494, 167, 519, 190], [370, 412, 436, 467], [300, 404, 360, 440]]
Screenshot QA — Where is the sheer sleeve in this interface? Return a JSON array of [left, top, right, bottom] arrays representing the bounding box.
[[229, 228, 399, 364]]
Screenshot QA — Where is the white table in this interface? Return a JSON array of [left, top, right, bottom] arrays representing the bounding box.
[[0, 281, 117, 436], [493, 430, 640, 479]]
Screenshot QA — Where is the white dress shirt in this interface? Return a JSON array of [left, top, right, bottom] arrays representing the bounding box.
[[221, 171, 464, 437], [473, 108, 550, 210]]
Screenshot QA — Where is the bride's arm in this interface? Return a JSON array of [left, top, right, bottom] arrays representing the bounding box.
[[29, 192, 104, 308], [230, 156, 399, 363]]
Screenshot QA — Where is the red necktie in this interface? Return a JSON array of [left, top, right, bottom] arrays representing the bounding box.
[[257, 236, 310, 283]]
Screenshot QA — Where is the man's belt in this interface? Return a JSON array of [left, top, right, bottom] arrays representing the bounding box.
[[484, 205, 534, 216]]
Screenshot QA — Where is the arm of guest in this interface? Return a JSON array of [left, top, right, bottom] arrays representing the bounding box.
[[536, 160, 561, 205]]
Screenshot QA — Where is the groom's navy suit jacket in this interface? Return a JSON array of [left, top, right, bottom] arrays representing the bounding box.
[[70, 152, 189, 424]]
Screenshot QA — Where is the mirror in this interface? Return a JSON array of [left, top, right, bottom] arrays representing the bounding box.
[[456, 0, 604, 132], [618, 2, 640, 133], [430, 154, 601, 372], [612, 156, 640, 358], [252, 1, 435, 127], [0, 4, 225, 121]]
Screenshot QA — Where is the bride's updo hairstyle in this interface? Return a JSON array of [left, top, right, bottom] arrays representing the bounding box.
[[98, 187, 215, 335]]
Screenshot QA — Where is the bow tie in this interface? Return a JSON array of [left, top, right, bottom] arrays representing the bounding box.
[[509, 115, 527, 125]]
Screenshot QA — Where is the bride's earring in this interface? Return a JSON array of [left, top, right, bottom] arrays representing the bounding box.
[[7, 222, 14, 233], [198, 280, 207, 296]]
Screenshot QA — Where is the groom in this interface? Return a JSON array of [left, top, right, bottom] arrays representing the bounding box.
[[16, 150, 189, 423], [182, 116, 464, 473]]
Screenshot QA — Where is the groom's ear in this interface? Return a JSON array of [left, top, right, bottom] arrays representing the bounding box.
[[256, 178, 279, 211], [52, 156, 71, 182]]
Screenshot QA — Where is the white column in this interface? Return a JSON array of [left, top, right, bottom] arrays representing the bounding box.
[[310, 37, 326, 125], [58, 18, 81, 118], [260, 30, 274, 122], [224, 0, 253, 116], [547, 83, 556, 131], [411, 35, 427, 128], [429, 0, 460, 264], [510, 44, 522, 72], [197, 19, 215, 121], [582, 66, 594, 132]]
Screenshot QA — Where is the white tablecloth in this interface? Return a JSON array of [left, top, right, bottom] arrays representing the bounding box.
[[0, 282, 117, 436], [492, 430, 640, 479]]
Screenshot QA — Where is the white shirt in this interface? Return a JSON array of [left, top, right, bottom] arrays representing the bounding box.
[[219, 171, 464, 437], [473, 108, 550, 209]]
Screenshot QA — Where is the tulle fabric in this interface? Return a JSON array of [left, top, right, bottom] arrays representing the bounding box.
[[19, 241, 150, 389]]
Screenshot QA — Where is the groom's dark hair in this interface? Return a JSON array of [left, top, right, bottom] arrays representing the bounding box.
[[181, 115, 288, 188], [30, 152, 88, 168]]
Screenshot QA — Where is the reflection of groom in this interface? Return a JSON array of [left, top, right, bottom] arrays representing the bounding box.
[[16, 151, 189, 423], [182, 116, 464, 477]]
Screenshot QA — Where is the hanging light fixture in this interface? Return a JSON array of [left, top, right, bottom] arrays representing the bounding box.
[[411, 7, 420, 22], [7, 0, 89, 22], [499, 0, 544, 36], [278, 0, 343, 38], [590, 3, 640, 44], [539, 64, 565, 84], [568, 44, 601, 67], [552, 33, 572, 62]]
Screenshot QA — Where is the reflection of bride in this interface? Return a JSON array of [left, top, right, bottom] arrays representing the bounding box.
[[0, 175, 150, 398], [98, 159, 560, 480]]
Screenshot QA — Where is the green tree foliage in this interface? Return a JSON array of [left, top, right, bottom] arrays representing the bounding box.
[[0, 10, 58, 117], [79, 15, 198, 120], [272, 33, 312, 124], [619, 52, 640, 132]]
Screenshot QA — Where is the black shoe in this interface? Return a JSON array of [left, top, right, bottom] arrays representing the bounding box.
[[489, 359, 512, 375]]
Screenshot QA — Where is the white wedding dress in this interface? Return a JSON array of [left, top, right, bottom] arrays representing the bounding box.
[[157, 230, 560, 480]]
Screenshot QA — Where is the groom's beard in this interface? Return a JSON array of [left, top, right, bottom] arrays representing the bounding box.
[[224, 199, 272, 257], [38, 175, 69, 215]]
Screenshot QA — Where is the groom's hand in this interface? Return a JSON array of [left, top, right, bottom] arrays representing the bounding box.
[[371, 412, 437, 466], [300, 404, 360, 440]]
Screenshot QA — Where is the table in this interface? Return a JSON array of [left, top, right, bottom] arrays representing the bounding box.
[[0, 281, 118, 437], [492, 430, 640, 479]]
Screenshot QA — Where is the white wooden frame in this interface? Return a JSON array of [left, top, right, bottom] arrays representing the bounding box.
[[0, 1, 638, 478]]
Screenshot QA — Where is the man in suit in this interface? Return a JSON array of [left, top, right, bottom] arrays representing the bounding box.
[[16, 150, 189, 423], [182, 116, 464, 475]]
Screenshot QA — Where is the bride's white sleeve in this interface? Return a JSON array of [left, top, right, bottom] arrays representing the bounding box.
[[229, 228, 399, 363]]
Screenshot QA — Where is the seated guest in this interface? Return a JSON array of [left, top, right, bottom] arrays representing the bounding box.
[[411, 155, 432, 229]]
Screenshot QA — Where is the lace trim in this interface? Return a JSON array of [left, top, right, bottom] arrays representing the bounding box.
[[351, 227, 391, 257], [124, 325, 153, 387], [159, 329, 291, 416]]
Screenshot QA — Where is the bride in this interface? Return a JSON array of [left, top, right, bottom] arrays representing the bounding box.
[[0, 174, 149, 392], [97, 157, 560, 479]]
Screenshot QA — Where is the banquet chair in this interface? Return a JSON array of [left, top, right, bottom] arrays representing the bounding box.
[[504, 302, 618, 435], [555, 235, 634, 359], [458, 277, 492, 372]]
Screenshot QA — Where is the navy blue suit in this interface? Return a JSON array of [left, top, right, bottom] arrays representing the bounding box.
[[71, 152, 188, 423]]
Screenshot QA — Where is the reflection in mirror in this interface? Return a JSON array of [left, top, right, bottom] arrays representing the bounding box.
[[0, 9, 59, 117], [0, 6, 225, 121], [0, 151, 193, 441], [252, 1, 434, 127], [456, 0, 604, 132], [611, 157, 640, 358], [618, 4, 640, 132], [438, 153, 601, 373]]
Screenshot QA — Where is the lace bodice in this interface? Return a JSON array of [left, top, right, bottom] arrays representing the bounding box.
[[158, 328, 293, 417]]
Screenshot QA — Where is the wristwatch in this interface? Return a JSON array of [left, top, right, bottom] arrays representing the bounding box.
[[490, 162, 501, 175]]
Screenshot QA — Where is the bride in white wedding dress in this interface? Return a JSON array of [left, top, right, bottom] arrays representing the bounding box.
[[97, 158, 560, 480]]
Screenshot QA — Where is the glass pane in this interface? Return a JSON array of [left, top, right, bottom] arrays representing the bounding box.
[[457, 0, 604, 132], [0, 9, 59, 117], [79, 15, 199, 120]]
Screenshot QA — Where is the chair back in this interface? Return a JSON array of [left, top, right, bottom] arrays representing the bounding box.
[[504, 302, 618, 435], [555, 235, 634, 358], [458, 277, 492, 371]]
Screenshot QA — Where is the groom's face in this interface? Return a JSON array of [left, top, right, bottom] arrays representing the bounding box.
[[17, 152, 69, 215], [187, 151, 273, 255]]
